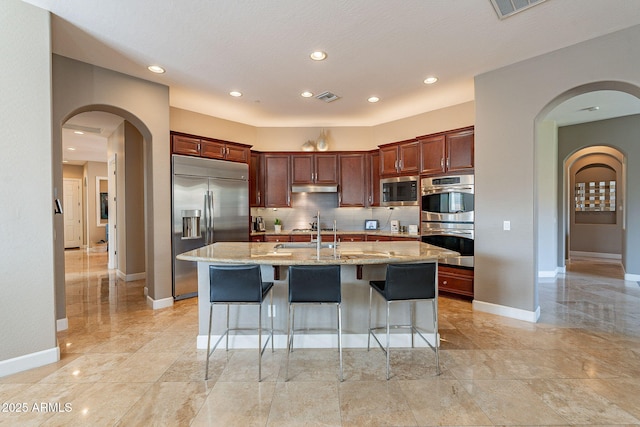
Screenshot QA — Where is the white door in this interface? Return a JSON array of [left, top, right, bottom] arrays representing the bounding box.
[[63, 178, 83, 249]]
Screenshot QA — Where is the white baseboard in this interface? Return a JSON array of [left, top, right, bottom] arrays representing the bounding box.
[[538, 269, 559, 278], [473, 300, 540, 323], [570, 251, 621, 260], [196, 332, 438, 350], [56, 318, 68, 332], [146, 295, 174, 310], [0, 347, 59, 378], [116, 270, 146, 282], [624, 273, 640, 282]]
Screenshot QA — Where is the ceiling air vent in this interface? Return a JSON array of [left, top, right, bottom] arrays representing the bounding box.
[[316, 91, 340, 103], [490, 0, 547, 19]]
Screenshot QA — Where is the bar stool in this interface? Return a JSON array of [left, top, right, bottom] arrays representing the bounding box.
[[368, 262, 440, 379], [206, 264, 274, 381], [286, 265, 343, 381]]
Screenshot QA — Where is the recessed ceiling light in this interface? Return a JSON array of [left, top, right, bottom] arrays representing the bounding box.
[[229, 91, 242, 97], [368, 96, 380, 103], [580, 106, 600, 112], [423, 76, 438, 85], [74, 130, 84, 135], [147, 65, 165, 74], [301, 91, 314, 98], [310, 51, 327, 61], [62, 160, 68, 163], [67, 147, 76, 151]]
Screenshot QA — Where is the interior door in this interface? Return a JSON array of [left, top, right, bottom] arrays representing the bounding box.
[[63, 178, 83, 249]]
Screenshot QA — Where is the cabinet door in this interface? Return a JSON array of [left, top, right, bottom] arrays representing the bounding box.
[[368, 151, 381, 206], [398, 141, 419, 173], [264, 155, 290, 207], [366, 235, 394, 242], [172, 134, 200, 156], [315, 154, 338, 184], [338, 153, 366, 207], [200, 139, 226, 159], [249, 152, 264, 207], [290, 234, 313, 242], [379, 146, 399, 176], [446, 128, 474, 173], [420, 134, 446, 175], [225, 143, 250, 163], [250, 235, 264, 242], [291, 154, 314, 184]]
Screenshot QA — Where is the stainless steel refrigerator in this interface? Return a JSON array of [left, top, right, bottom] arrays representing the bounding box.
[[172, 154, 249, 300]]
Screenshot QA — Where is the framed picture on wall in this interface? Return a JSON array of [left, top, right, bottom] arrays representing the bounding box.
[[364, 219, 379, 230]]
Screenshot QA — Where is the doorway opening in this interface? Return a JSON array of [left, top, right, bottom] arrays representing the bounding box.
[[61, 109, 147, 328]]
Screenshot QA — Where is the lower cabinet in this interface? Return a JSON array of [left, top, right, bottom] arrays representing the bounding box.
[[337, 234, 365, 242], [438, 265, 474, 298], [250, 235, 264, 242], [263, 235, 289, 243]]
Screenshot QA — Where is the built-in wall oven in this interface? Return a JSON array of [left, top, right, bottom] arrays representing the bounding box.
[[421, 175, 474, 267]]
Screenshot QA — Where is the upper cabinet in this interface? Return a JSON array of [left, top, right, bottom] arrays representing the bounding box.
[[291, 153, 338, 185], [379, 139, 420, 177], [368, 150, 381, 207], [338, 153, 367, 207], [171, 131, 251, 163], [263, 154, 291, 207], [249, 152, 264, 207], [419, 126, 474, 176]]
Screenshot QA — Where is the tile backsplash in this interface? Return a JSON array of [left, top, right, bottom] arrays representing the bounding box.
[[251, 193, 419, 232]]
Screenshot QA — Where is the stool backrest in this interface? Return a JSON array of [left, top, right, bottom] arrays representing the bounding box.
[[384, 263, 436, 300], [209, 264, 263, 303], [288, 265, 341, 303]]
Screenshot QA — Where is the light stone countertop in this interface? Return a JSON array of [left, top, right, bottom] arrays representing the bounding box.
[[177, 241, 458, 265]]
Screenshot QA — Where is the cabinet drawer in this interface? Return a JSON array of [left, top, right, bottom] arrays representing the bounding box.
[[438, 266, 474, 297], [263, 235, 289, 243], [337, 234, 365, 242]]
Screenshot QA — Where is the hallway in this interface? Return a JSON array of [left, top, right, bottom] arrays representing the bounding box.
[[1, 251, 640, 426]]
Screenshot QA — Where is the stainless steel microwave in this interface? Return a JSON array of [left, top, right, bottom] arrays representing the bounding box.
[[380, 176, 419, 206]]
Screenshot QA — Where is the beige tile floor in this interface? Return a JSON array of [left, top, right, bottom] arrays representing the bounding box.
[[2, 251, 640, 426]]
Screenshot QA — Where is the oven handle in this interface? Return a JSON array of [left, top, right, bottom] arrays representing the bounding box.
[[422, 229, 474, 236], [422, 186, 473, 195]]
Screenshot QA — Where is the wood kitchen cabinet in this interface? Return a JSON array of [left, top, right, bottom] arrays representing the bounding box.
[[263, 234, 289, 243], [337, 234, 365, 242], [368, 150, 381, 207], [263, 154, 291, 207], [171, 131, 251, 163], [338, 153, 367, 207], [438, 265, 474, 298], [249, 151, 264, 207], [291, 153, 338, 185], [201, 139, 250, 163], [419, 126, 474, 176], [379, 139, 420, 176]]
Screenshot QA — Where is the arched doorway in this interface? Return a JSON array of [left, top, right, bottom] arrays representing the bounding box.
[[565, 146, 625, 262], [535, 81, 640, 304], [55, 104, 152, 330]]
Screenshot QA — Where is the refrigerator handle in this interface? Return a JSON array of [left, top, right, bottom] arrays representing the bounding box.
[[203, 193, 209, 245], [209, 190, 215, 244]]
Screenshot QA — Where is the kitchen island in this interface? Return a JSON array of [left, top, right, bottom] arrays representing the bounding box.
[[177, 241, 457, 349]]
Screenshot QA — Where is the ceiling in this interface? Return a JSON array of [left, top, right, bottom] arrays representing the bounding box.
[[25, 0, 640, 162]]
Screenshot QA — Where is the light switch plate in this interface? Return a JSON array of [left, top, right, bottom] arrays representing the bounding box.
[[503, 220, 511, 231]]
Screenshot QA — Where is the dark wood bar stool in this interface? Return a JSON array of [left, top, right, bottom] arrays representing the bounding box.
[[206, 264, 274, 381], [368, 262, 440, 379], [286, 265, 343, 381]]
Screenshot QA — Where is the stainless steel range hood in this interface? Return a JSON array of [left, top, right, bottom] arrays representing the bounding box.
[[291, 184, 338, 193]]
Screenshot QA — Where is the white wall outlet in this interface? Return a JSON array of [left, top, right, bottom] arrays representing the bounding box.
[[503, 220, 511, 231], [268, 306, 276, 317]]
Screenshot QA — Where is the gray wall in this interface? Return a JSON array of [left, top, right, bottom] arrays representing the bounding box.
[[559, 116, 640, 266], [0, 0, 57, 366], [475, 24, 640, 316], [124, 122, 146, 276]]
